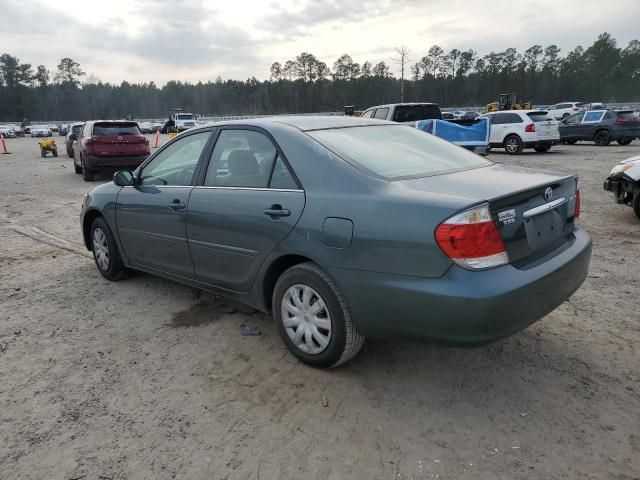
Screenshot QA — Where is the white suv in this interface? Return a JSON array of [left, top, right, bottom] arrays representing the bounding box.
[[480, 110, 560, 155], [547, 102, 585, 120]]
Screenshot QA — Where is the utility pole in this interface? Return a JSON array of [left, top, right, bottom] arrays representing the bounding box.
[[393, 46, 411, 102]]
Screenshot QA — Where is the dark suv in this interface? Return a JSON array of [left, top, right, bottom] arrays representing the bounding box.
[[73, 121, 150, 181], [559, 110, 640, 146]]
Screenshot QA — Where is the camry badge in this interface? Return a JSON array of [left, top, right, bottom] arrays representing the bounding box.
[[544, 187, 553, 202]]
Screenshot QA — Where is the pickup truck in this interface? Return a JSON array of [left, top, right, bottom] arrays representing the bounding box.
[[361, 102, 489, 154]]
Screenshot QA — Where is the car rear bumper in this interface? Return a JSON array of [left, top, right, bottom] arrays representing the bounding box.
[[330, 227, 591, 344], [84, 155, 148, 170]]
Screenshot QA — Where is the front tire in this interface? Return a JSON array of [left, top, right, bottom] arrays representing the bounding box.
[[504, 134, 524, 155], [273, 262, 364, 368], [533, 144, 552, 153], [90, 217, 130, 281], [564, 139, 578, 145], [617, 138, 633, 146], [594, 130, 611, 146], [633, 190, 640, 220]]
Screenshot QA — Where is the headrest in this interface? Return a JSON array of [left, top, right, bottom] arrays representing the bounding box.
[[228, 150, 259, 176]]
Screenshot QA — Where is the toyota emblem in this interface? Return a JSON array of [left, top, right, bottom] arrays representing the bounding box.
[[544, 187, 553, 202]]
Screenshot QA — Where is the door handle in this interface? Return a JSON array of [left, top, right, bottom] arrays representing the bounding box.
[[168, 200, 186, 212], [264, 204, 290, 218]]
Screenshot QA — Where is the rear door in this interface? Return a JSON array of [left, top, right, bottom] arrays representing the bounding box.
[[187, 127, 305, 292]]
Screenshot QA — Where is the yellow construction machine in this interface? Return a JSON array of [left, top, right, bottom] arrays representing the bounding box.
[[486, 93, 533, 112]]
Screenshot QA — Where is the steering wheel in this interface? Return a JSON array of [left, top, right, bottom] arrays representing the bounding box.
[[176, 166, 195, 185]]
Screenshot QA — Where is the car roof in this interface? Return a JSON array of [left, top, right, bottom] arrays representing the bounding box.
[[365, 102, 439, 110], [200, 115, 394, 132]]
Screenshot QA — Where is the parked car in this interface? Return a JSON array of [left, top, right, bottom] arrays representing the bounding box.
[[138, 122, 155, 134], [603, 154, 640, 218], [0, 126, 17, 138], [361, 102, 443, 122], [559, 110, 640, 146], [442, 112, 455, 120], [49, 124, 59, 133], [72, 120, 150, 181], [546, 102, 585, 120], [65, 122, 84, 157], [30, 126, 52, 137], [80, 116, 591, 368], [59, 124, 69, 136], [479, 110, 560, 154]]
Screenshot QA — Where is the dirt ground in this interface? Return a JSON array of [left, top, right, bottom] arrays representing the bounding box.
[[0, 134, 639, 480]]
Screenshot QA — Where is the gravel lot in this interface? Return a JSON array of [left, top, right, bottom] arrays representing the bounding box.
[[1, 135, 639, 480]]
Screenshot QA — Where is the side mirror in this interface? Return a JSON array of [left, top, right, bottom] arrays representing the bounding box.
[[114, 170, 135, 187]]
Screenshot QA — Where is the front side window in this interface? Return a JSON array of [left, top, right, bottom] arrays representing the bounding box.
[[309, 125, 491, 180], [140, 131, 211, 186], [205, 129, 277, 188], [564, 112, 584, 125]]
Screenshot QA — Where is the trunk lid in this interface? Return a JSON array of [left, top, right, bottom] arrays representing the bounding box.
[[527, 111, 559, 140], [91, 122, 148, 157], [399, 164, 579, 265]]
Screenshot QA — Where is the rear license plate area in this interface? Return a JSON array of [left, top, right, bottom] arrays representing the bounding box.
[[524, 210, 564, 251]]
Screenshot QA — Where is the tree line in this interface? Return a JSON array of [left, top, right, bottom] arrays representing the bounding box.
[[0, 32, 638, 122]]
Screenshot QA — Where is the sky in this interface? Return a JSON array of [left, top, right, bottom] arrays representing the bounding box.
[[1, 0, 639, 85]]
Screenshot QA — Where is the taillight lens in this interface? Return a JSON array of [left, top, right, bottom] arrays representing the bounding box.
[[572, 107, 579, 111], [574, 189, 580, 218], [525, 123, 535, 132], [435, 204, 509, 270]]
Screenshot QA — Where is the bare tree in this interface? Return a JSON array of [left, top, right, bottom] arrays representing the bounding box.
[[393, 46, 411, 102]]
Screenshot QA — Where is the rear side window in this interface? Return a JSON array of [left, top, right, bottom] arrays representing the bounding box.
[[360, 110, 373, 118], [93, 122, 140, 136], [373, 108, 389, 120], [616, 111, 637, 121], [309, 125, 491, 180], [527, 112, 551, 122], [492, 113, 522, 124], [205, 129, 277, 188], [269, 155, 298, 189], [392, 105, 442, 122]]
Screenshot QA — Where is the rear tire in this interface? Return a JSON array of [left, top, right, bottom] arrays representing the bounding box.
[[74, 162, 82, 174], [617, 138, 633, 145], [633, 190, 640, 220], [594, 130, 611, 146], [273, 262, 365, 368], [504, 134, 524, 155], [561, 113, 570, 119], [565, 139, 578, 145], [81, 156, 94, 181], [90, 217, 130, 281], [533, 144, 552, 153]]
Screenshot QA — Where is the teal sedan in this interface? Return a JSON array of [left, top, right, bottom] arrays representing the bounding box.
[[80, 116, 592, 368]]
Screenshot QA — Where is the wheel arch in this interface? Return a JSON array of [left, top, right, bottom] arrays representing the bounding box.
[[82, 208, 103, 250], [260, 254, 316, 312]]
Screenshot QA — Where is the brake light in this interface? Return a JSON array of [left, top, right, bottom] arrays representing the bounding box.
[[615, 117, 630, 123], [572, 107, 579, 111], [525, 123, 535, 132], [574, 189, 580, 219], [435, 204, 509, 270]]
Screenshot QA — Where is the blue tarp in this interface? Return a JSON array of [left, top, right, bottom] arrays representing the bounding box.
[[415, 118, 490, 151]]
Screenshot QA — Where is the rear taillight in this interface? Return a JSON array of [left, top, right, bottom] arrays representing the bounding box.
[[435, 204, 509, 270], [615, 117, 629, 123], [525, 123, 535, 132], [574, 189, 580, 219], [572, 107, 579, 111]]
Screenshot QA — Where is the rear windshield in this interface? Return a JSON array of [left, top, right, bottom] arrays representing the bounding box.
[[92, 122, 140, 136], [527, 112, 552, 122], [308, 125, 491, 180], [176, 114, 195, 120], [392, 105, 442, 122]]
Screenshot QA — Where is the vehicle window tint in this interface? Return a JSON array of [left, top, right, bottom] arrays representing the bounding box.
[[583, 111, 606, 123], [492, 113, 509, 125], [616, 111, 637, 121], [93, 122, 140, 136], [392, 105, 442, 122], [309, 125, 491, 180], [527, 112, 551, 122], [140, 131, 210, 186], [269, 155, 298, 189], [360, 110, 373, 118], [373, 108, 389, 120], [506, 113, 523, 123], [205, 130, 277, 188]]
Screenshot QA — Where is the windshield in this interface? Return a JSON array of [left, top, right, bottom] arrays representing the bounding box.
[[392, 105, 442, 122], [527, 112, 552, 122], [308, 125, 491, 180], [71, 125, 83, 134], [92, 122, 141, 136]]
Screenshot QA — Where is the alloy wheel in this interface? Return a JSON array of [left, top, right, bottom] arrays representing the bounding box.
[[93, 227, 110, 271], [281, 284, 332, 354], [506, 138, 519, 153]]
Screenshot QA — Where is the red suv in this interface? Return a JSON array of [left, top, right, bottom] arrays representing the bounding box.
[[72, 121, 150, 181]]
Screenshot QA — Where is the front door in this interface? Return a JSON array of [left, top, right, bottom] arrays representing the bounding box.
[[187, 128, 305, 292], [116, 130, 212, 278]]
